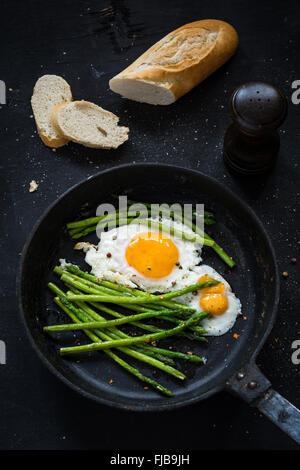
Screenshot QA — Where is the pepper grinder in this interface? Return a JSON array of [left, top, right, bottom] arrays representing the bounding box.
[[223, 81, 287, 175]]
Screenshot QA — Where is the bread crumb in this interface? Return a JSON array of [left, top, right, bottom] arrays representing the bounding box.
[[74, 242, 95, 251], [29, 180, 39, 192]]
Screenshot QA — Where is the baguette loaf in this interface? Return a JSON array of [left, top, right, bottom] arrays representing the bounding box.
[[50, 100, 129, 149], [109, 19, 238, 105], [31, 75, 72, 147]]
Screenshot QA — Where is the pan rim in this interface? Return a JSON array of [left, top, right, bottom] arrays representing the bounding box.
[[17, 162, 280, 411]]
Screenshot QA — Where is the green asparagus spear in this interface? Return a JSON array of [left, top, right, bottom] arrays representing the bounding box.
[[60, 311, 205, 355], [44, 307, 186, 332], [65, 280, 218, 304]]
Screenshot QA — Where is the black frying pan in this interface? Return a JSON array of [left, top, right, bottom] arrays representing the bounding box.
[[18, 163, 300, 444]]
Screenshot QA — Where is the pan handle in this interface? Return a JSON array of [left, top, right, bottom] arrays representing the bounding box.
[[226, 361, 300, 444]]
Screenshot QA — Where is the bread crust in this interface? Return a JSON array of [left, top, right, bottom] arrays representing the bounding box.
[[110, 19, 238, 103], [50, 102, 71, 139], [36, 126, 69, 148]]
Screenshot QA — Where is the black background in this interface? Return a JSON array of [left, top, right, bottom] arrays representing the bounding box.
[[1, 0, 300, 451]]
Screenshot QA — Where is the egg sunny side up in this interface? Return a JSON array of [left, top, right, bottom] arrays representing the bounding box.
[[176, 265, 242, 336], [84, 219, 202, 293]]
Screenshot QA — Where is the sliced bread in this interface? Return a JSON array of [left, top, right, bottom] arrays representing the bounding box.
[[50, 100, 129, 149], [31, 75, 72, 147], [109, 20, 238, 105]]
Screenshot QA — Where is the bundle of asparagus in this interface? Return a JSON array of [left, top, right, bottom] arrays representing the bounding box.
[[45, 263, 219, 396]]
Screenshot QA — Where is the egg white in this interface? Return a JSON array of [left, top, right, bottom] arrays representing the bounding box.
[[84, 218, 203, 293], [176, 265, 242, 336]]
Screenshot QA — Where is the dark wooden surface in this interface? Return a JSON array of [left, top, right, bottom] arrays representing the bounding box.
[[1, 0, 299, 450]]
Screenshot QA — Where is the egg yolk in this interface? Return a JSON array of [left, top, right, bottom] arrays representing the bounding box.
[[125, 231, 179, 279], [198, 274, 226, 294], [198, 275, 228, 316], [200, 293, 229, 316]]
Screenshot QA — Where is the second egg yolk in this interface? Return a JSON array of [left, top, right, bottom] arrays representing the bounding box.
[[198, 275, 228, 316], [125, 231, 179, 279], [200, 293, 229, 316]]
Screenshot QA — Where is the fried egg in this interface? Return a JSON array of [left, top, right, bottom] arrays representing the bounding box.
[[176, 265, 241, 336], [83, 218, 202, 292]]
